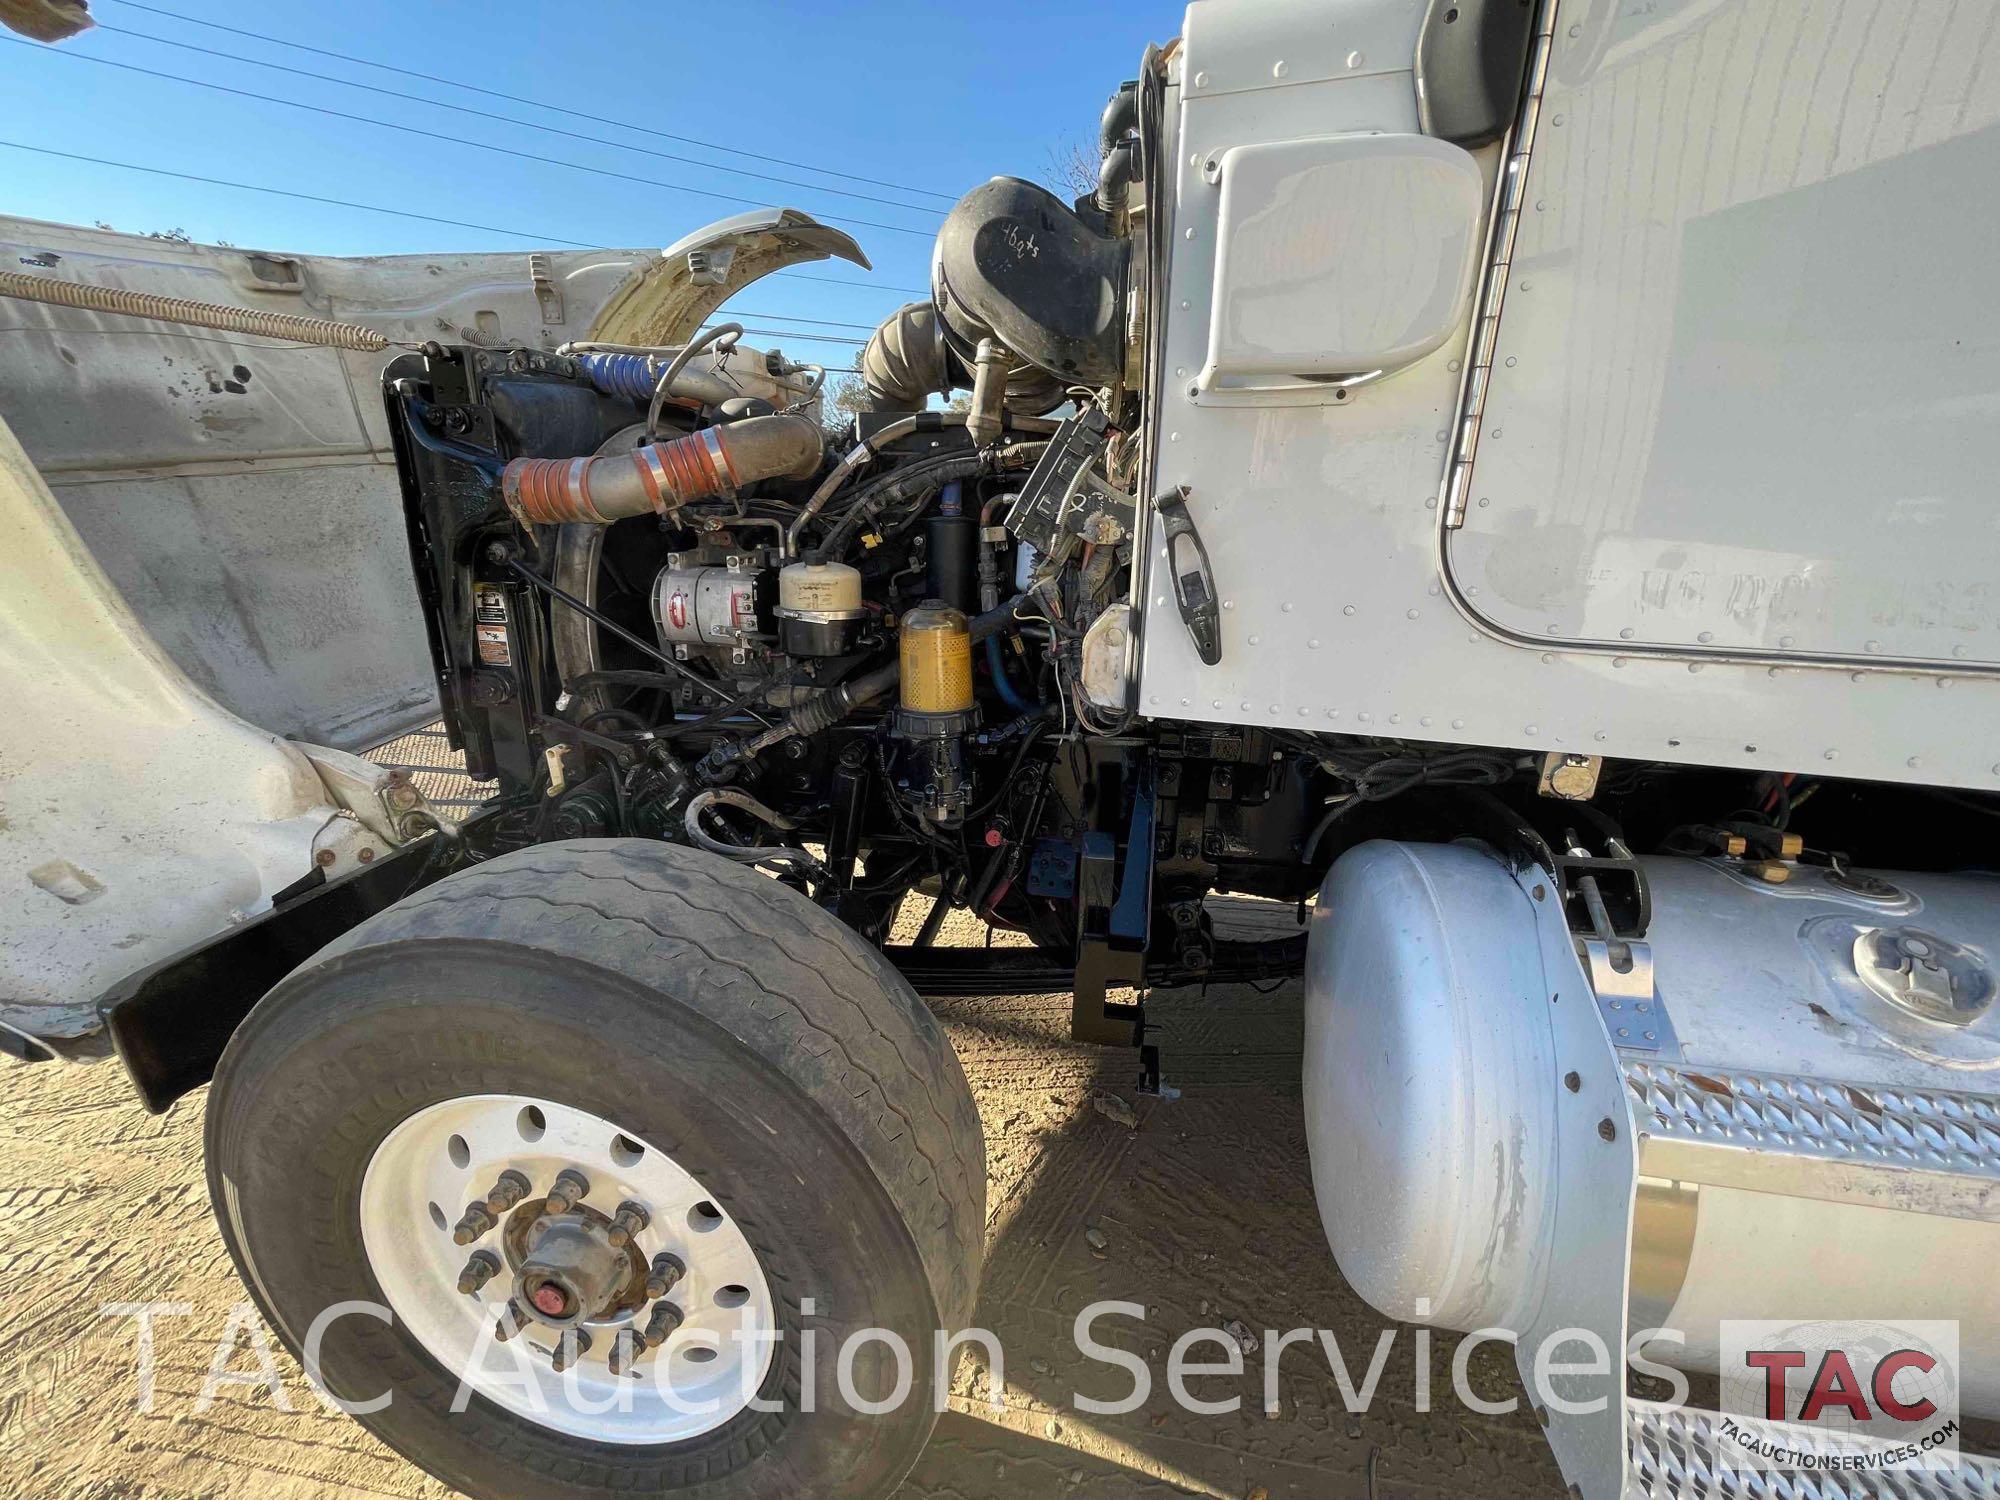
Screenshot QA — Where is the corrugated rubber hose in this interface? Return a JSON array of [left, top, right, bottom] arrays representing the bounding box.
[[0, 269, 394, 352]]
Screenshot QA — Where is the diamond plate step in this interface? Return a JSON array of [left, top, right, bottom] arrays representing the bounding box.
[[1629, 1400, 1999, 1499]]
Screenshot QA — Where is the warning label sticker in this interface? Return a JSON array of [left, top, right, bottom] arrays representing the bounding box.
[[473, 584, 512, 666]]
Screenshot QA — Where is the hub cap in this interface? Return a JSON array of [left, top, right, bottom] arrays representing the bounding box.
[[360, 1094, 775, 1442]]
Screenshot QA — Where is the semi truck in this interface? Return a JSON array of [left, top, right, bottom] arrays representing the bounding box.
[[2, 1, 1995, 1495]]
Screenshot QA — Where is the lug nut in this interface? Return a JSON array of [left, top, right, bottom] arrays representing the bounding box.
[[452, 1202, 499, 1244], [642, 1302, 685, 1350], [483, 1169, 532, 1214], [645, 1253, 687, 1300], [550, 1328, 592, 1372], [457, 1250, 502, 1295], [494, 1299, 528, 1342], [608, 1330, 643, 1376], [607, 1200, 651, 1248], [543, 1168, 590, 1215]]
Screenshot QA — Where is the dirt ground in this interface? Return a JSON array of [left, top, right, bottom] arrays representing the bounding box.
[[0, 805, 1565, 1500]]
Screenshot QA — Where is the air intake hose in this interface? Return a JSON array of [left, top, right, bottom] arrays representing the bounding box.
[[858, 301, 1064, 416], [500, 413, 824, 526]]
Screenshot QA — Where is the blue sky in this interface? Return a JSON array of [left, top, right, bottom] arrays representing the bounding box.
[[0, 1, 1182, 369]]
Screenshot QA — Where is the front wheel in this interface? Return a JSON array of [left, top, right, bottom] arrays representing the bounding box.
[[205, 839, 985, 1499]]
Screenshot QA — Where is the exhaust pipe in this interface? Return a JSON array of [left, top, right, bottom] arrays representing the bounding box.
[[501, 413, 824, 526]]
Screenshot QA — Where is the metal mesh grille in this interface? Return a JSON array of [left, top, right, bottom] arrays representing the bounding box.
[[366, 722, 495, 811]]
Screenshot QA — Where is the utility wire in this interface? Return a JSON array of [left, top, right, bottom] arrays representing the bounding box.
[[725, 310, 880, 331], [0, 141, 925, 303], [778, 272, 927, 296], [2, 39, 936, 240], [718, 326, 869, 347], [0, 138, 605, 247], [91, 22, 945, 218], [112, 0, 959, 205]]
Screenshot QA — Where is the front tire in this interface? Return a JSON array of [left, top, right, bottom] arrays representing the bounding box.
[[205, 839, 985, 1499]]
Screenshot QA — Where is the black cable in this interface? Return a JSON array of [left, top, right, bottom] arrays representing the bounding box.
[[503, 559, 775, 727], [564, 670, 692, 694], [1300, 748, 1517, 863], [93, 22, 949, 216], [114, 0, 960, 204], [5, 41, 935, 241], [655, 683, 783, 743], [813, 446, 1049, 560], [564, 663, 777, 740], [579, 708, 649, 733], [967, 716, 1056, 826]]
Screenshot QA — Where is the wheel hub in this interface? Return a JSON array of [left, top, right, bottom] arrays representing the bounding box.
[[509, 1199, 642, 1330], [360, 1094, 776, 1444]]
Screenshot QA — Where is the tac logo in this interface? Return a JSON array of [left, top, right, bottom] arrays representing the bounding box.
[[1719, 1320, 1961, 1474]]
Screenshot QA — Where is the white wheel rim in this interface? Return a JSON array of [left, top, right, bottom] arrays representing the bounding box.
[[360, 1094, 776, 1444]]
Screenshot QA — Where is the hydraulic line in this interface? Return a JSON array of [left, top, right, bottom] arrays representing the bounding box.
[[0, 268, 399, 351], [811, 445, 1045, 563], [646, 323, 740, 442], [683, 788, 823, 876], [785, 410, 1059, 556]]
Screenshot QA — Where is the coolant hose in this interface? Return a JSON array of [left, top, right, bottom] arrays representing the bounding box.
[[986, 633, 1032, 713], [501, 413, 824, 526], [573, 352, 666, 402], [967, 338, 1009, 447]]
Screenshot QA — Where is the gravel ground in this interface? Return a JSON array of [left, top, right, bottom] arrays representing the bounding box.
[[0, 729, 1565, 1497], [0, 911, 1564, 1500]]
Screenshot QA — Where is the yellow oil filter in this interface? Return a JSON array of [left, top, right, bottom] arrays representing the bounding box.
[[899, 599, 973, 714]]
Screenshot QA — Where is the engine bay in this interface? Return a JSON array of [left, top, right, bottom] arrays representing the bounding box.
[[378, 66, 2000, 1066]]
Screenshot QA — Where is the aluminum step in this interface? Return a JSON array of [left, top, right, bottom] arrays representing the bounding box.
[[1628, 1399, 1999, 1499], [1622, 1060, 2000, 1218]]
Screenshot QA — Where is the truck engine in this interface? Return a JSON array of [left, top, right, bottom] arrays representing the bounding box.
[[383, 132, 1364, 1020]]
